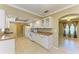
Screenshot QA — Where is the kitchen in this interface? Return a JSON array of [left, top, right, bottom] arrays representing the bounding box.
[[0, 9, 15, 54], [0, 8, 54, 53], [24, 17, 53, 49]]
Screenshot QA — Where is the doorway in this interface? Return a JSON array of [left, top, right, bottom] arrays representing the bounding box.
[[59, 22, 77, 38], [59, 14, 79, 49], [16, 23, 24, 37]]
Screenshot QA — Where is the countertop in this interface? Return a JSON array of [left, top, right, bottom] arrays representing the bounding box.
[[33, 31, 53, 36], [0, 33, 15, 41]]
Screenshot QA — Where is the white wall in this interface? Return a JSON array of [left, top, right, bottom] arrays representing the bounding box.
[[0, 9, 6, 30]]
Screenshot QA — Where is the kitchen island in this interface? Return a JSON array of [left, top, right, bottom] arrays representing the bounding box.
[[0, 34, 15, 54]]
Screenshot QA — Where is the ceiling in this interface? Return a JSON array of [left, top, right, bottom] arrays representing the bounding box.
[[10, 4, 75, 17], [60, 14, 79, 21]]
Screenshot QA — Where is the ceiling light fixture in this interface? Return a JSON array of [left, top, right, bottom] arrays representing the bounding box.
[[44, 10, 49, 13], [67, 19, 71, 21]]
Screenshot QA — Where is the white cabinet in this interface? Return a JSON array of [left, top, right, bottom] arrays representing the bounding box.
[[31, 20, 41, 28], [9, 16, 16, 22], [38, 35, 53, 49], [25, 26, 53, 49], [0, 9, 6, 30], [41, 17, 52, 28], [0, 39, 15, 54], [25, 31, 53, 49], [38, 35, 49, 49], [6, 16, 16, 28], [31, 17, 52, 28]]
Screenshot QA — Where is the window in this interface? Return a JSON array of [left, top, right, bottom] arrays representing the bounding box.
[[64, 23, 77, 37], [70, 24, 75, 36], [64, 24, 69, 35]]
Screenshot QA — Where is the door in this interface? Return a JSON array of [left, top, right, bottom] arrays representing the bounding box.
[[16, 23, 24, 37]]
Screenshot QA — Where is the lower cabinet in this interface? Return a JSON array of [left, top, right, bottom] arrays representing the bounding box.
[[25, 31, 53, 49], [0, 39, 15, 54], [35, 35, 49, 49], [35, 34, 53, 49]]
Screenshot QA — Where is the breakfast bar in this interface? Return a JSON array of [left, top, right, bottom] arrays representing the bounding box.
[[0, 33, 15, 54]]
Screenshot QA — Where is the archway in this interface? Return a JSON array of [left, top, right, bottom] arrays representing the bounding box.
[[59, 14, 79, 47]]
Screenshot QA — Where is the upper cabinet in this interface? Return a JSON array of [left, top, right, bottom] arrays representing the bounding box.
[[0, 9, 6, 30], [41, 17, 52, 28], [34, 20, 41, 28], [9, 16, 16, 22], [31, 17, 52, 28], [6, 16, 16, 28]]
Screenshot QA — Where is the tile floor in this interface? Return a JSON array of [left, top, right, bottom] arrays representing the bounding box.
[[15, 36, 79, 54], [59, 37, 79, 54], [15, 37, 49, 54]]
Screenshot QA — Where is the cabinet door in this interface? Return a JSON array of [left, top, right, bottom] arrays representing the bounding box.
[[45, 17, 51, 28], [40, 35, 49, 49], [0, 9, 5, 29], [41, 19, 45, 28], [42, 17, 52, 28], [34, 34, 49, 49], [25, 27, 30, 38], [48, 17, 53, 28], [48, 35, 53, 49]]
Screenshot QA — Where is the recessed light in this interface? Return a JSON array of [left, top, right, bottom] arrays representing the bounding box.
[[67, 19, 71, 21]]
